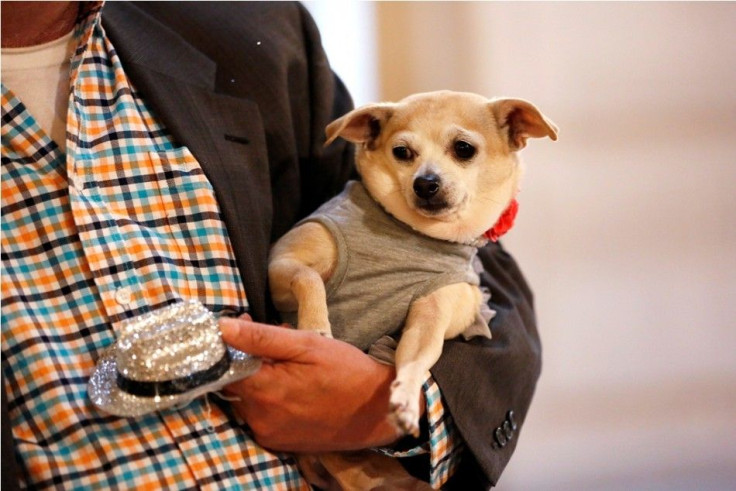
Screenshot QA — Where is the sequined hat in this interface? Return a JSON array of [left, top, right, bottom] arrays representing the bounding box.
[[89, 300, 261, 417]]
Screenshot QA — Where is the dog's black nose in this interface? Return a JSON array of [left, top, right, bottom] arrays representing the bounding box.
[[413, 174, 441, 199]]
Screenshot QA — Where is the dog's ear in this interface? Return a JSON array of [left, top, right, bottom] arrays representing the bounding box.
[[490, 98, 558, 151], [325, 104, 394, 147]]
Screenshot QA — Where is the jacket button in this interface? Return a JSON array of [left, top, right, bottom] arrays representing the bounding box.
[[503, 420, 514, 440], [494, 427, 508, 448], [507, 410, 518, 431]]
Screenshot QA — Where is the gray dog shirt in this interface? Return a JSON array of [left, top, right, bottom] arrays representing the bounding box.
[[283, 180, 492, 351]]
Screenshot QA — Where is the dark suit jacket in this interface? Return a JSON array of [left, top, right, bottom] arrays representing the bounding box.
[[2, 2, 541, 489]]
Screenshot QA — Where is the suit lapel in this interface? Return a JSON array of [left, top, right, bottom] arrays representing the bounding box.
[[102, 3, 272, 320]]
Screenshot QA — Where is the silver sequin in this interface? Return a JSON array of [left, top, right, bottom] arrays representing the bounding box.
[[88, 300, 260, 417]]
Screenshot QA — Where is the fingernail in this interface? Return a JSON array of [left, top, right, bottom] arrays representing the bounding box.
[[219, 317, 238, 340]]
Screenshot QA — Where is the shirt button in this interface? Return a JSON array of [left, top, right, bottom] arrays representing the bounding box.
[[115, 286, 132, 305]]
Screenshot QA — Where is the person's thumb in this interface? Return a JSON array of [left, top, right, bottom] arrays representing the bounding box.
[[219, 317, 309, 361]]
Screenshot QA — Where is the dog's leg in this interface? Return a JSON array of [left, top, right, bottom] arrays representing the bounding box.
[[278, 260, 332, 336], [316, 451, 434, 491], [268, 223, 337, 336], [390, 283, 480, 435]]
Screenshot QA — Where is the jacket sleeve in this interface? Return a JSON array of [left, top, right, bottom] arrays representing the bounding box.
[[290, 3, 357, 223], [432, 240, 542, 487]]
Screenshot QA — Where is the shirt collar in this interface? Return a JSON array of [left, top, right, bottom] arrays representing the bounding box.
[[70, 1, 104, 77]]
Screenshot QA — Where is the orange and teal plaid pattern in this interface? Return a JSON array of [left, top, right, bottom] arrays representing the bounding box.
[[1, 4, 459, 489], [376, 379, 466, 485]]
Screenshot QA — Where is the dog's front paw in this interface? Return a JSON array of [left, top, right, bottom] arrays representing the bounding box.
[[388, 380, 421, 437]]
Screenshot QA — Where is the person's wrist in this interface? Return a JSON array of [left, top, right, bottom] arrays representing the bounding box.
[[377, 379, 429, 452], [359, 360, 404, 447], [358, 360, 430, 449]]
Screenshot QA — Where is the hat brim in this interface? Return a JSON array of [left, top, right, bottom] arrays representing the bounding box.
[[88, 344, 261, 417]]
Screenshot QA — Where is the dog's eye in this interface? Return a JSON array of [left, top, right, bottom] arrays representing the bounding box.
[[453, 141, 476, 160], [392, 146, 414, 161]]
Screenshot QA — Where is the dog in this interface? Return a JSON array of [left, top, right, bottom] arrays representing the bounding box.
[[268, 90, 557, 488]]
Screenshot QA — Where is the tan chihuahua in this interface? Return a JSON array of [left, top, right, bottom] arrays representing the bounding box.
[[268, 90, 556, 487]]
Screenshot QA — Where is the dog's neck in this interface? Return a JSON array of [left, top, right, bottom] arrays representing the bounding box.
[[482, 199, 519, 244], [453, 199, 519, 247]]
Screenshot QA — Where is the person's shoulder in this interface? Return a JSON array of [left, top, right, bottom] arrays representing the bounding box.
[[110, 1, 316, 61], [127, 1, 307, 36], [104, 1, 321, 73]]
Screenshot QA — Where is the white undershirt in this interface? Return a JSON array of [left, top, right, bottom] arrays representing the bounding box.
[[2, 30, 76, 152]]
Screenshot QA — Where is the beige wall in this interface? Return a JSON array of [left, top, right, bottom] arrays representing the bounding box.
[[373, 2, 736, 489]]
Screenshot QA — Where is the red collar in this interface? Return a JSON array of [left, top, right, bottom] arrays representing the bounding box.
[[483, 199, 519, 242]]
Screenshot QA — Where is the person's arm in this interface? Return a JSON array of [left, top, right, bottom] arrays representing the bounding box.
[[284, 4, 357, 226], [278, 7, 469, 486], [433, 241, 542, 487], [220, 318, 403, 451], [270, 5, 542, 486]]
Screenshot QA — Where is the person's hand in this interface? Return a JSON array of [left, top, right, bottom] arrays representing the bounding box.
[[219, 317, 404, 453]]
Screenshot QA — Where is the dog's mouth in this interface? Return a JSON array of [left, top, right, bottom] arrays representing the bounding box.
[[414, 198, 451, 215]]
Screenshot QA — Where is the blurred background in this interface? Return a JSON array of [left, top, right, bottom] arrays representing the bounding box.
[[306, 2, 736, 489]]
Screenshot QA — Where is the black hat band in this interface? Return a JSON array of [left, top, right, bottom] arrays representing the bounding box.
[[116, 350, 232, 398]]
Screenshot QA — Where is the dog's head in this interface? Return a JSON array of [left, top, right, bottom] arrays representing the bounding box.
[[325, 91, 558, 243]]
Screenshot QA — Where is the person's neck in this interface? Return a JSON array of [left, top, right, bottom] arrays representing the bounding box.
[[1, 1, 80, 48]]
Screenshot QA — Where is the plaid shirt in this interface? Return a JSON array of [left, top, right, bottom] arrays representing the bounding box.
[[1, 4, 462, 489]]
